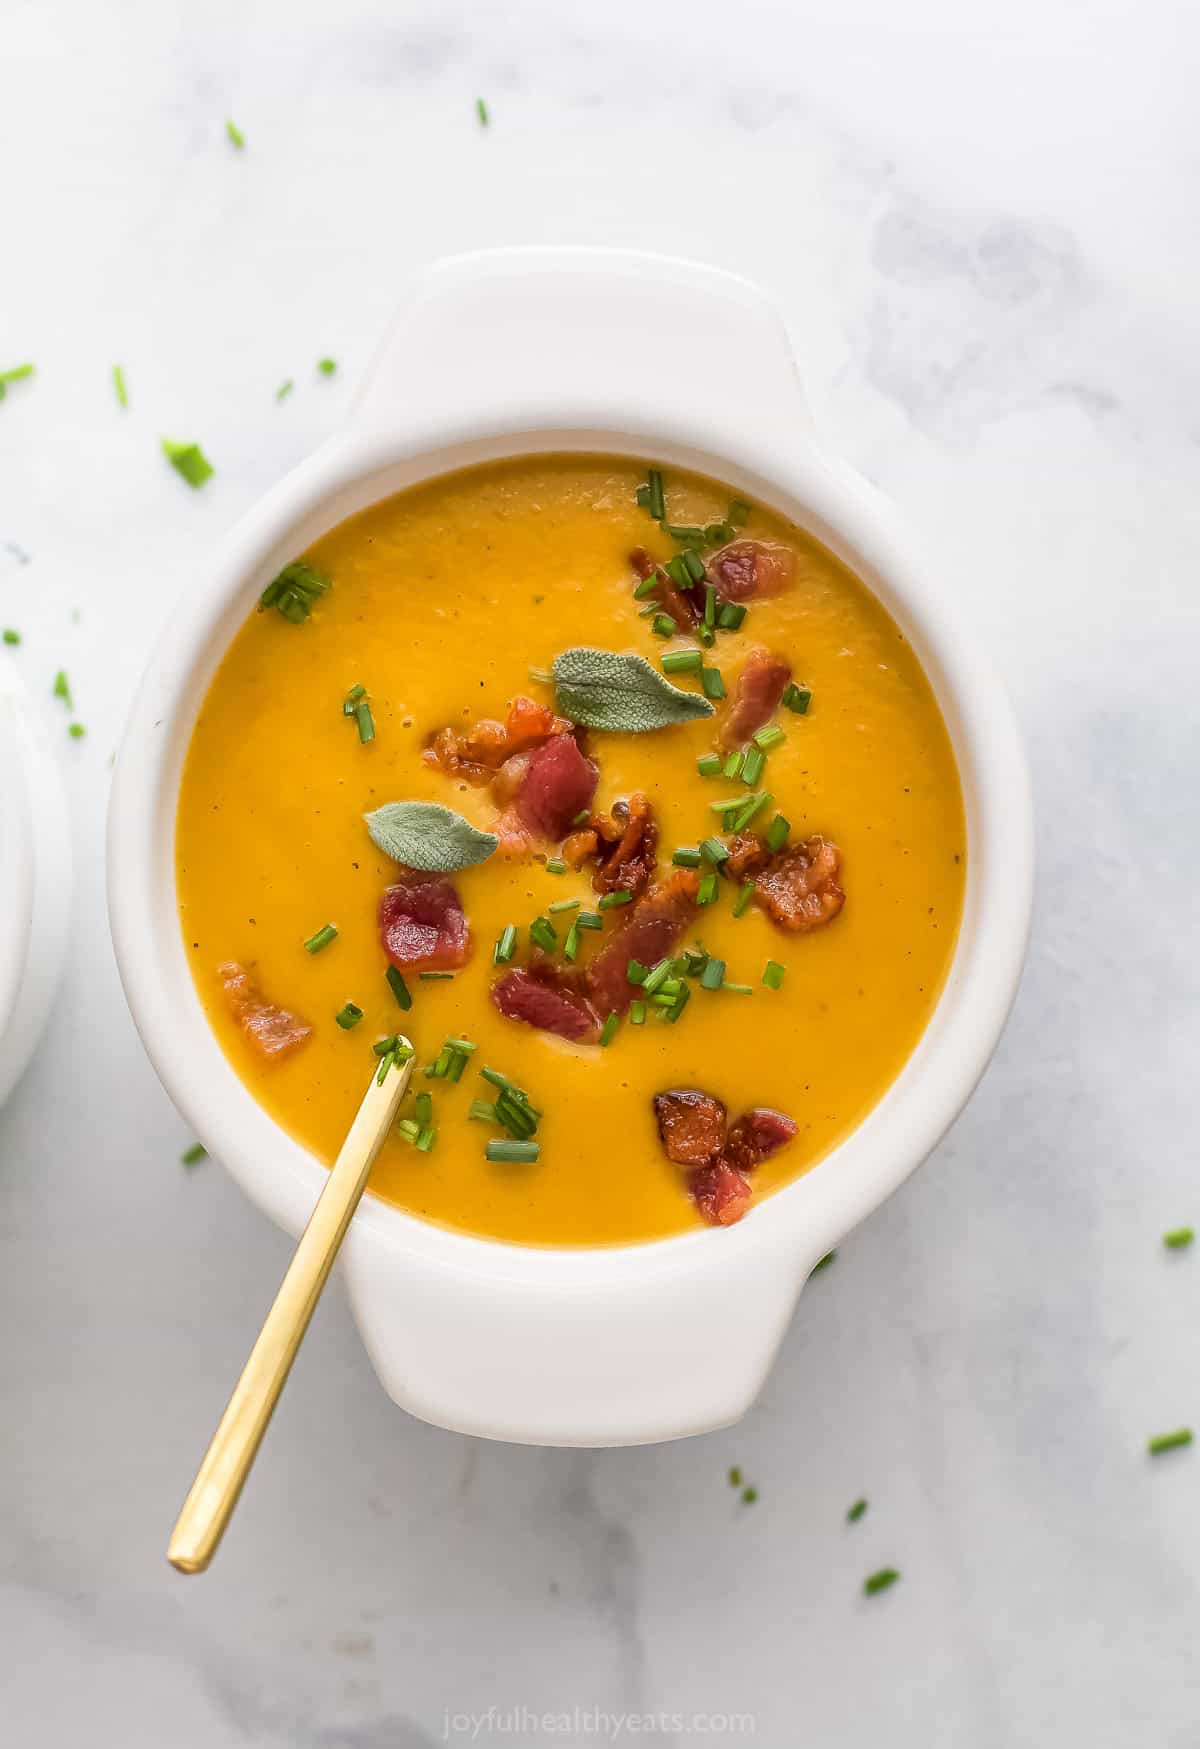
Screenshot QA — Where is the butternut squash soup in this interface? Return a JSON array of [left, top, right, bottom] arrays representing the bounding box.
[[176, 456, 965, 1245]]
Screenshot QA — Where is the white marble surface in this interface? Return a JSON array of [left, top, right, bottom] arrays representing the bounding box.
[[3, 0, 1199, 1742]]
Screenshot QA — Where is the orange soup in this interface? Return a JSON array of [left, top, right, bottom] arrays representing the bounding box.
[[176, 456, 965, 1245]]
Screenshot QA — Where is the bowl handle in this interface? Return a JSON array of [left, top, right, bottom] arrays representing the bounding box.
[[346, 246, 815, 455], [342, 1217, 820, 1446]]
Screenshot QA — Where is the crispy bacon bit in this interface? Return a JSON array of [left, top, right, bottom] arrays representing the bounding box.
[[491, 964, 600, 1043], [629, 546, 656, 581], [723, 1108, 798, 1175], [688, 1160, 753, 1227], [379, 872, 470, 969], [517, 733, 599, 840], [562, 828, 599, 869], [218, 962, 312, 1064], [708, 539, 796, 602], [588, 793, 658, 898], [754, 836, 844, 934], [425, 696, 573, 780], [629, 547, 699, 629], [653, 1088, 727, 1166], [721, 647, 793, 749], [586, 869, 699, 1016], [724, 831, 772, 880]]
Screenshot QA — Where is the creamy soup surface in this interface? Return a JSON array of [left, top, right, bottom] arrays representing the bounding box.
[[176, 456, 965, 1246]]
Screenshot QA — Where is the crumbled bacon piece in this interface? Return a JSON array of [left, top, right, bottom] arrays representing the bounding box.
[[723, 1108, 798, 1175], [653, 1088, 727, 1166], [562, 827, 600, 868], [586, 869, 699, 1016], [708, 539, 796, 602], [629, 546, 656, 581], [724, 831, 772, 880], [218, 962, 312, 1064], [687, 1160, 753, 1227], [425, 696, 573, 780], [517, 734, 599, 840], [491, 964, 600, 1043], [721, 647, 793, 749], [588, 793, 658, 898], [629, 547, 699, 629], [754, 836, 844, 934], [379, 872, 471, 969]]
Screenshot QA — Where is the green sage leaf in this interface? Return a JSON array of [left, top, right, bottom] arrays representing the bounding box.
[[553, 646, 714, 732], [365, 801, 498, 873]]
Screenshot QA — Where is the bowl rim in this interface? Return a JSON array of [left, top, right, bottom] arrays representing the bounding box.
[[107, 415, 1032, 1285]]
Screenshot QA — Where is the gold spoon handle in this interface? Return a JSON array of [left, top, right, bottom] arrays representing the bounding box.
[[167, 1045, 414, 1573]]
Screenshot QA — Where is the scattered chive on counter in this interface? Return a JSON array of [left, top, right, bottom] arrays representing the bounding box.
[[180, 1143, 207, 1166], [112, 364, 128, 408], [386, 965, 412, 1010], [864, 1568, 900, 1596], [476, 96, 490, 126], [1163, 1227, 1194, 1249], [276, 379, 294, 401], [2, 630, 20, 646], [52, 670, 71, 708], [162, 438, 214, 488], [303, 923, 338, 954], [1147, 1428, 1193, 1456], [727, 1466, 742, 1488], [741, 1487, 758, 1505], [68, 723, 85, 739], [0, 363, 34, 402], [225, 119, 246, 149], [318, 357, 337, 376], [847, 1498, 868, 1523], [334, 1002, 363, 1030]]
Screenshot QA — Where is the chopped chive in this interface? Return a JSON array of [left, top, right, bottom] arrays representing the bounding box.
[[494, 924, 518, 965], [386, 965, 412, 1010], [710, 794, 746, 814], [626, 959, 649, 985], [717, 601, 747, 631], [112, 364, 128, 408], [700, 837, 729, 866], [728, 1466, 742, 1487], [699, 958, 725, 991], [766, 813, 790, 853], [2, 629, 19, 645], [635, 484, 651, 510], [864, 1568, 900, 1596], [705, 522, 731, 545], [728, 499, 751, 526], [548, 897, 580, 915], [684, 550, 707, 584], [847, 1498, 868, 1523], [529, 916, 557, 953], [672, 847, 702, 868], [666, 524, 706, 545], [1148, 1428, 1193, 1455], [487, 1139, 540, 1164], [681, 949, 709, 976], [642, 959, 672, 996], [662, 554, 689, 589], [598, 891, 634, 910], [318, 358, 337, 375], [577, 911, 603, 930], [571, 808, 591, 826], [415, 1126, 437, 1152], [598, 1012, 621, 1047], [335, 1002, 363, 1029], [731, 790, 772, 832], [259, 560, 330, 623], [646, 468, 665, 521], [782, 682, 812, 714], [741, 746, 766, 787], [226, 118, 246, 148], [396, 1119, 421, 1142], [1164, 1227, 1194, 1249], [468, 1098, 497, 1123], [697, 752, 722, 777], [444, 1036, 477, 1055], [722, 980, 753, 994], [753, 724, 785, 750], [303, 923, 338, 954], [275, 378, 294, 401], [697, 873, 718, 906], [529, 666, 553, 683], [354, 698, 375, 743], [180, 1143, 207, 1166], [698, 624, 716, 649], [740, 1486, 758, 1505], [733, 880, 756, 918], [651, 992, 677, 1008], [701, 666, 725, 701], [633, 570, 662, 601], [703, 582, 717, 627], [660, 648, 703, 675], [666, 981, 691, 1021], [563, 921, 581, 961], [630, 1000, 646, 1025], [651, 613, 675, 638], [162, 438, 214, 488], [762, 960, 785, 990], [810, 1250, 837, 1275], [68, 722, 85, 740], [473, 92, 491, 124], [723, 750, 744, 779], [415, 1091, 433, 1127], [445, 1051, 467, 1084], [343, 683, 366, 712], [427, 1047, 452, 1079], [418, 970, 454, 981], [544, 857, 568, 875]]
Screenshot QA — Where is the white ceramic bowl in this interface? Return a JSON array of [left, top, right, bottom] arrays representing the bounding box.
[[107, 249, 1032, 1446], [0, 658, 71, 1108]]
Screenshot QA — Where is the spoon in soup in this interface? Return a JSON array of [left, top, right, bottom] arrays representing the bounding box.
[[167, 1038, 416, 1573]]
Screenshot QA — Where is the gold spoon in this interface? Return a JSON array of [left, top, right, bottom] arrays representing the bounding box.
[[167, 1039, 415, 1573]]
